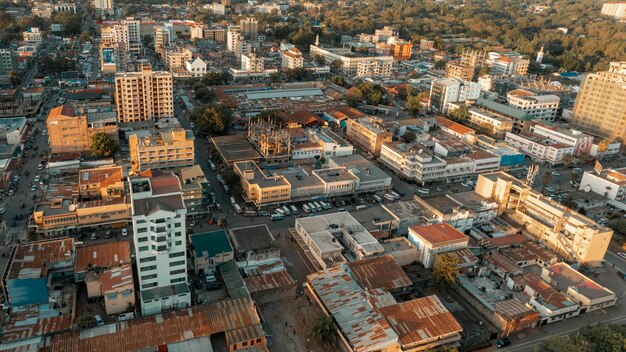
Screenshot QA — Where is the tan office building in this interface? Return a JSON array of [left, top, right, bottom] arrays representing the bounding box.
[[114, 65, 174, 123], [47, 105, 119, 154], [128, 128, 195, 173], [345, 117, 393, 156], [571, 61, 626, 142], [233, 160, 291, 206]]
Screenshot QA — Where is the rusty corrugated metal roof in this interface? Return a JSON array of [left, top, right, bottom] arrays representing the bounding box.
[[347, 255, 412, 291]]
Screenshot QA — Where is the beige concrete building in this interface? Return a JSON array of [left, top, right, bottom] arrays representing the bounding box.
[[571, 61, 626, 142], [114, 65, 174, 123], [100, 264, 135, 315], [233, 160, 291, 206], [47, 105, 119, 154], [601, 2, 626, 20], [310, 44, 393, 77], [128, 128, 195, 173], [475, 172, 613, 267], [445, 62, 474, 82], [345, 117, 392, 156], [281, 48, 304, 69]]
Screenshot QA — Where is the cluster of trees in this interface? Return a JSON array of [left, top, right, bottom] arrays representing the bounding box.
[[90, 133, 117, 157], [346, 82, 388, 107], [405, 87, 429, 117], [0, 10, 82, 42], [316, 0, 624, 72], [38, 53, 77, 74], [535, 323, 626, 352], [190, 104, 232, 136]]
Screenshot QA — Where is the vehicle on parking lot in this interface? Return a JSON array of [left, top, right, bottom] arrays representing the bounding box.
[[320, 201, 332, 210], [37, 163, 44, 170], [281, 206, 291, 215], [13, 175, 19, 182], [215, 203, 222, 211], [94, 315, 104, 326], [338, 208, 346, 212], [618, 252, 626, 260], [233, 204, 242, 214], [495, 337, 511, 348], [384, 193, 396, 201], [91, 233, 98, 240], [290, 205, 299, 215], [302, 204, 311, 213], [306, 202, 317, 212], [34, 175, 40, 182], [275, 207, 285, 215], [122, 228, 128, 236], [7, 189, 13, 196], [104, 231, 111, 239], [206, 275, 217, 283], [313, 202, 323, 211], [416, 188, 430, 195], [31, 185, 37, 192], [271, 213, 284, 221], [572, 168, 582, 173], [545, 187, 555, 193], [118, 312, 134, 321], [390, 191, 401, 199], [230, 197, 237, 206]]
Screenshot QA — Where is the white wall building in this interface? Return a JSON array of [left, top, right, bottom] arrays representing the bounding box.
[[309, 44, 393, 77], [507, 89, 560, 121], [504, 132, 574, 165], [407, 223, 469, 268], [429, 78, 480, 114], [530, 123, 593, 156], [579, 168, 626, 201], [281, 48, 304, 69], [185, 57, 207, 77], [129, 171, 191, 316]]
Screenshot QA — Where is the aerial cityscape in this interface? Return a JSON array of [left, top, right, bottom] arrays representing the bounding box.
[[0, 0, 623, 351]]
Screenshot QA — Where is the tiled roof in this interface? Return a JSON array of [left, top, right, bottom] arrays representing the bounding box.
[[436, 116, 475, 135]]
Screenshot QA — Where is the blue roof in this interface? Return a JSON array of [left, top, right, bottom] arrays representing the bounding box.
[[559, 71, 579, 77], [7, 278, 48, 306], [190, 230, 233, 258]]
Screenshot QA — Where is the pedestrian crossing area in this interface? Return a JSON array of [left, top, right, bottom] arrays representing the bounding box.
[[0, 223, 27, 245]]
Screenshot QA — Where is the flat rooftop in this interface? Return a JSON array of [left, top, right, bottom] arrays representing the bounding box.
[[229, 224, 275, 253], [244, 88, 324, 100], [74, 241, 131, 273], [382, 200, 438, 221], [547, 263, 615, 300], [312, 167, 359, 183], [211, 134, 261, 165]]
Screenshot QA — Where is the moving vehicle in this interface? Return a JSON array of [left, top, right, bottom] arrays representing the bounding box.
[[373, 195, 383, 203], [356, 205, 368, 210], [208, 160, 216, 171], [206, 275, 217, 283], [617, 252, 626, 260], [384, 193, 396, 201], [271, 213, 284, 221], [417, 188, 430, 195]]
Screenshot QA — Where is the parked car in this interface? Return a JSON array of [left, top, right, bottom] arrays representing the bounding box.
[[495, 338, 511, 348], [206, 275, 217, 283], [94, 315, 104, 326], [122, 228, 128, 236], [416, 188, 430, 195], [90, 233, 98, 240], [617, 252, 626, 260]]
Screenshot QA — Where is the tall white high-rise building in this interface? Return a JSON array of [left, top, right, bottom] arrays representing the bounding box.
[[93, 0, 114, 13], [129, 170, 190, 316], [536, 46, 545, 64]]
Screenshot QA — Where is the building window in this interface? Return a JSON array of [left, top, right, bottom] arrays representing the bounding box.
[[171, 277, 185, 284], [170, 268, 185, 276], [139, 246, 149, 252], [141, 265, 157, 272], [141, 274, 157, 281], [121, 289, 132, 298], [138, 236, 148, 243], [107, 292, 118, 300], [139, 256, 156, 263], [169, 251, 185, 258], [136, 227, 148, 233], [170, 260, 185, 267], [141, 282, 157, 289]]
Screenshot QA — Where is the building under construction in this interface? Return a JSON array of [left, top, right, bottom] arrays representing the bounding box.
[[492, 75, 575, 104], [247, 119, 292, 169]]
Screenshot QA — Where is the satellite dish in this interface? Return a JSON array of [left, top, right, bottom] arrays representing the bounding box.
[[583, 185, 591, 193], [69, 204, 77, 211]]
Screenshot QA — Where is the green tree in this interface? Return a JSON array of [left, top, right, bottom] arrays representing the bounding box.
[[284, 67, 312, 81], [579, 152, 591, 164], [329, 75, 347, 87], [192, 82, 214, 104], [269, 72, 281, 83], [346, 86, 364, 107], [432, 253, 460, 287], [76, 315, 97, 329], [313, 54, 326, 66], [330, 59, 342, 72], [561, 154, 573, 168], [78, 32, 91, 44], [202, 71, 230, 86], [541, 170, 553, 193], [191, 104, 232, 136], [449, 105, 470, 121], [406, 94, 421, 117], [533, 324, 626, 352], [597, 139, 610, 160], [434, 60, 446, 70], [90, 133, 117, 157], [218, 217, 229, 228], [402, 130, 417, 143], [309, 315, 338, 349]]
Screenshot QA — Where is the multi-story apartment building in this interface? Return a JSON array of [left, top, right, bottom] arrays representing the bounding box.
[[32, 5, 53, 18], [445, 62, 474, 81], [154, 25, 172, 57], [281, 48, 304, 69], [128, 128, 195, 173], [487, 54, 530, 76], [356, 59, 392, 77], [47, 105, 119, 154], [504, 131, 574, 165], [100, 42, 124, 73], [448, 102, 513, 140], [530, 123, 593, 156], [310, 44, 393, 77], [190, 25, 204, 40], [55, 3, 77, 13], [93, 0, 114, 13], [128, 171, 191, 315], [226, 25, 240, 52], [115, 65, 174, 122], [23, 28, 42, 43], [472, 98, 535, 134], [475, 172, 613, 267], [389, 40, 412, 61], [0, 49, 17, 77], [507, 89, 560, 121], [165, 47, 192, 69], [601, 2, 626, 20], [177, 165, 210, 217], [204, 27, 226, 42], [101, 20, 141, 54], [345, 117, 392, 156], [241, 52, 264, 73], [571, 61, 626, 142], [429, 78, 481, 114], [239, 17, 258, 42]]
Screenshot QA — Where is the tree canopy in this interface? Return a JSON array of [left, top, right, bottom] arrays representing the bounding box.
[[533, 324, 626, 352], [191, 104, 232, 136], [90, 133, 117, 157], [432, 253, 460, 287]]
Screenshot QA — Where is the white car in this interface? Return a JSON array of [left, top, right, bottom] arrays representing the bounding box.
[[416, 188, 430, 195], [121, 228, 128, 237], [618, 252, 626, 260], [0, 207, 5, 214], [34, 175, 40, 182]]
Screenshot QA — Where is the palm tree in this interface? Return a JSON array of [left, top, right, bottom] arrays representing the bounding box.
[[309, 315, 337, 349], [218, 217, 229, 228]]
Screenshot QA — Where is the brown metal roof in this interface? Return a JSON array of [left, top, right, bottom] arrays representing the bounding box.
[[379, 295, 463, 347], [74, 241, 131, 273], [7, 238, 74, 280], [43, 297, 263, 352], [347, 255, 412, 291], [244, 270, 295, 294]]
